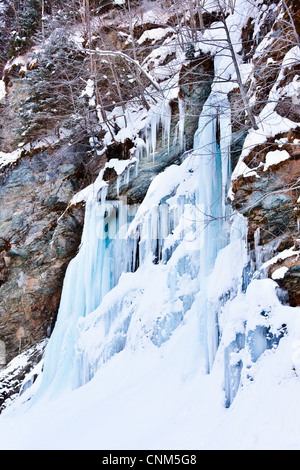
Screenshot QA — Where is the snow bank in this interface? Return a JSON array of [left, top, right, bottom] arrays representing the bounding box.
[[271, 266, 289, 280], [263, 150, 290, 171], [0, 149, 22, 169], [0, 80, 5, 101], [1, 272, 300, 450]]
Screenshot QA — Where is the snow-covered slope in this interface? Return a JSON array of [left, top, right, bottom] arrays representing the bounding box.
[[1, 294, 300, 451]]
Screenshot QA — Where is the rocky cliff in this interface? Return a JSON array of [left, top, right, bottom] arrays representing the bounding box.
[[0, 143, 87, 361], [230, 0, 300, 305]]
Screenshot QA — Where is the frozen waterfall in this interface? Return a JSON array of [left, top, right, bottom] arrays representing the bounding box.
[[194, 94, 232, 373], [31, 90, 280, 409], [33, 92, 237, 399]]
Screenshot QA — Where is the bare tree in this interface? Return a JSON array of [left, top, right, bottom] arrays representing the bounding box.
[[281, 0, 300, 48], [215, 0, 258, 130]]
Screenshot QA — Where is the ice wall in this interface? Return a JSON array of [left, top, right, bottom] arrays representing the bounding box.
[[33, 90, 236, 399], [30, 80, 289, 409]]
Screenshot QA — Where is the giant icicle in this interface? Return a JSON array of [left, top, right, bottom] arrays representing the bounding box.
[[194, 93, 232, 372]]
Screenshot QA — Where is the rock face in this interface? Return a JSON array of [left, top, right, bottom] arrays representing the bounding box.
[[232, 131, 300, 306], [230, 0, 300, 307], [106, 52, 214, 204], [0, 142, 100, 364]]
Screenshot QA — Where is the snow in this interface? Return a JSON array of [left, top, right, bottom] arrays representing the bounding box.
[[70, 156, 139, 205], [81, 79, 95, 106], [3, 55, 29, 76], [105, 158, 136, 176], [271, 266, 289, 280], [3, 77, 298, 449], [1, 275, 300, 450], [0, 329, 225, 450], [70, 174, 107, 205], [136, 3, 171, 25], [0, 131, 73, 170], [231, 160, 260, 180], [0, 149, 22, 169], [0, 80, 5, 101], [137, 27, 173, 45], [264, 150, 290, 171], [260, 247, 300, 271]]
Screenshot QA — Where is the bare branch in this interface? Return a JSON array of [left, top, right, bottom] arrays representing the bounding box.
[[87, 48, 162, 94]]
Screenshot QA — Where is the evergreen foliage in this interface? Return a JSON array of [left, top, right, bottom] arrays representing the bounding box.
[[8, 0, 42, 57]]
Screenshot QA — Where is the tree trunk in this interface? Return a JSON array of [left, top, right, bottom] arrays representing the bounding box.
[[217, 0, 258, 130]]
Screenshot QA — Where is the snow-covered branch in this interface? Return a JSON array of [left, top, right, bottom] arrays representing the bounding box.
[[87, 48, 163, 94]]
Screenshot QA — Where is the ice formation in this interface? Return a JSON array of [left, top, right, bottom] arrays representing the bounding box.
[[25, 53, 293, 415], [31, 85, 247, 407]]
